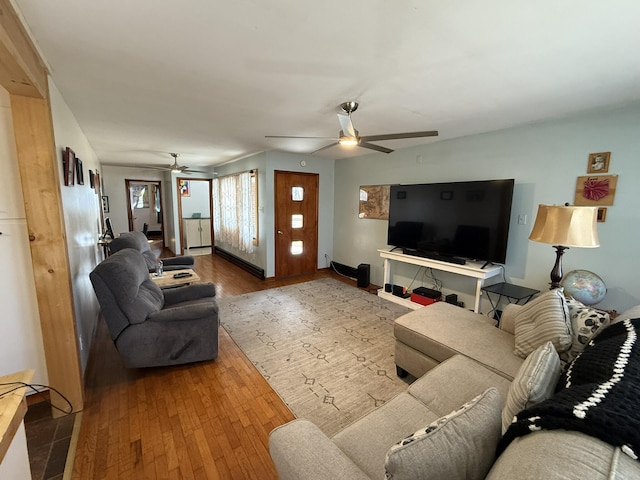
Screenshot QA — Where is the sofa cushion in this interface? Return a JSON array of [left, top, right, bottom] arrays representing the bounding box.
[[501, 341, 561, 433], [384, 387, 502, 480], [560, 296, 610, 363], [488, 430, 640, 479], [513, 288, 572, 358], [409, 354, 512, 417], [394, 302, 523, 380], [332, 392, 441, 479]]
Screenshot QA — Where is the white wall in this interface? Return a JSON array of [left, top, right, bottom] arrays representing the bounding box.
[[214, 150, 335, 278], [48, 80, 103, 371], [180, 179, 211, 218], [333, 102, 640, 312]]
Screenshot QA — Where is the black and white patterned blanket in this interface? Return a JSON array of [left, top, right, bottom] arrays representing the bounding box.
[[499, 318, 640, 460]]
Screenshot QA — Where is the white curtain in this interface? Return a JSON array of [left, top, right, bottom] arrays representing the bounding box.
[[212, 171, 254, 253]]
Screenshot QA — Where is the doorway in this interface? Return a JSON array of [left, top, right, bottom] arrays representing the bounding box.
[[176, 177, 213, 255], [274, 170, 319, 277], [125, 179, 163, 240]]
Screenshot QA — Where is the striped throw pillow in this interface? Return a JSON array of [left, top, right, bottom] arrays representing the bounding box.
[[502, 341, 562, 433], [513, 288, 572, 358]]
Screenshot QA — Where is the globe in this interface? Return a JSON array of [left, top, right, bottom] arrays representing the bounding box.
[[561, 270, 606, 305]]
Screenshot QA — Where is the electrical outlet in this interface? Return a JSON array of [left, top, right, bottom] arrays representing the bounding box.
[[517, 214, 527, 225]]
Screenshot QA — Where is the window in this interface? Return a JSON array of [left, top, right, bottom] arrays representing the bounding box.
[[291, 214, 303, 229], [131, 185, 149, 209], [290, 241, 303, 255], [212, 170, 258, 253]]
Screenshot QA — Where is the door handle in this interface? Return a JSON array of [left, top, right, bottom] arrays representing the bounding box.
[[277, 230, 283, 235]]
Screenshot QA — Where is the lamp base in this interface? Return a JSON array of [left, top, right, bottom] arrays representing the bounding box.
[[549, 245, 569, 289]]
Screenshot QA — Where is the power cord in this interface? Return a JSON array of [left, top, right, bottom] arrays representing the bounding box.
[[0, 382, 74, 415], [324, 253, 356, 281]]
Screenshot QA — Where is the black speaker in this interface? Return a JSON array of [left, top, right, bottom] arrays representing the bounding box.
[[384, 283, 393, 293], [357, 263, 370, 288], [445, 293, 458, 305], [392, 285, 405, 297]]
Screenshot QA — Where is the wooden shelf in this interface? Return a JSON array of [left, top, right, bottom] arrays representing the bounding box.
[[0, 370, 33, 464]]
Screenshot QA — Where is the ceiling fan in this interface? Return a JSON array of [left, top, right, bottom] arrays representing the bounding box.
[[128, 153, 212, 174], [266, 101, 439, 154]]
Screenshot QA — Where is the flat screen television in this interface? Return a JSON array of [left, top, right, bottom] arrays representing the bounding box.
[[387, 179, 515, 264]]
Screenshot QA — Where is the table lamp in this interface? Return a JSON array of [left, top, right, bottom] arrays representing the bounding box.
[[529, 204, 599, 289]]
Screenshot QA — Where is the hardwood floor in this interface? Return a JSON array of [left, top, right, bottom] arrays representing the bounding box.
[[71, 252, 363, 479]]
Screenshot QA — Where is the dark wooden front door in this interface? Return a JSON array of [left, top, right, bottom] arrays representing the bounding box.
[[274, 170, 319, 277]]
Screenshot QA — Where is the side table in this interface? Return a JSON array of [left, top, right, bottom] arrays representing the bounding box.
[[150, 269, 200, 288], [481, 282, 540, 321]]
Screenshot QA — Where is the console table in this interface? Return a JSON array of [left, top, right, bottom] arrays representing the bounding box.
[[377, 249, 502, 313]]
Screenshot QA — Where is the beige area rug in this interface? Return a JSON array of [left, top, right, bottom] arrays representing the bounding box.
[[218, 278, 412, 436]]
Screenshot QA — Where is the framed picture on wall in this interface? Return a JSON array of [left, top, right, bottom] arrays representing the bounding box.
[[587, 152, 610, 174], [75, 157, 84, 185], [179, 180, 190, 197], [63, 147, 75, 186]]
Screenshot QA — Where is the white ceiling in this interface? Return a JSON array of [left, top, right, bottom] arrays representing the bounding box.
[[13, 0, 640, 169]]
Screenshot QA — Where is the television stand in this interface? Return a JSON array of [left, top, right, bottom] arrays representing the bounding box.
[[378, 249, 502, 313], [402, 248, 467, 265]]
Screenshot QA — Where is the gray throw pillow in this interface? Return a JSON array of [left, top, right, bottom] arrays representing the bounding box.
[[502, 341, 562, 433], [384, 387, 502, 480]]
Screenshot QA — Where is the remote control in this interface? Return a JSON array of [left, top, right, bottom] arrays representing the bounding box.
[[173, 272, 193, 279]]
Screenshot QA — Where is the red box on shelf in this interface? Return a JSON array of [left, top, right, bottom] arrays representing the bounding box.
[[410, 293, 441, 306]]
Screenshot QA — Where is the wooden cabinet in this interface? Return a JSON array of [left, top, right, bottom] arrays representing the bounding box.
[[183, 218, 211, 248]]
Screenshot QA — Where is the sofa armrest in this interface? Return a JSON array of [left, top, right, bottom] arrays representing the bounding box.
[[499, 303, 522, 334], [162, 255, 195, 267], [148, 302, 218, 323], [163, 283, 216, 304], [269, 419, 370, 480]]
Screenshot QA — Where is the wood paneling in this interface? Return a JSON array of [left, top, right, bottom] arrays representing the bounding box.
[[0, 0, 84, 416], [0, 0, 48, 98], [72, 254, 359, 479], [10, 93, 84, 414]]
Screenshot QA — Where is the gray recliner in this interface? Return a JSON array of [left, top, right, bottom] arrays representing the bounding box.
[[90, 248, 219, 368], [109, 231, 195, 272]]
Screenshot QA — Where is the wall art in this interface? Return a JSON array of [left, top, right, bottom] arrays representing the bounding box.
[[359, 185, 390, 219], [574, 174, 618, 206], [75, 157, 84, 185], [597, 207, 607, 222], [587, 152, 610, 174], [63, 147, 75, 186]]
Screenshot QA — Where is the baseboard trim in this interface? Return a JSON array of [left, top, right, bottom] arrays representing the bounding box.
[[214, 246, 265, 279]]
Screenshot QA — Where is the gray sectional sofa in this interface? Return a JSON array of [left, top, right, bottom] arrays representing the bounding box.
[[269, 291, 640, 479]]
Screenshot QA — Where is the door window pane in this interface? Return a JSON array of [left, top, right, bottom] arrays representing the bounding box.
[[291, 240, 303, 255], [291, 214, 303, 229], [292, 187, 304, 201]]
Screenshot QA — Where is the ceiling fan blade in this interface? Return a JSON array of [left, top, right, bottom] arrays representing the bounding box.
[[311, 142, 339, 154], [265, 135, 337, 139], [360, 131, 439, 142], [184, 168, 213, 174], [337, 113, 357, 138], [358, 142, 394, 154]]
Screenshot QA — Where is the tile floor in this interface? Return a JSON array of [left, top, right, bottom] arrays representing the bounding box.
[[24, 400, 77, 480]]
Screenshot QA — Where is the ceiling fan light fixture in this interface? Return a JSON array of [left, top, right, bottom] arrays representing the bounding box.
[[339, 136, 359, 146], [338, 128, 359, 146]]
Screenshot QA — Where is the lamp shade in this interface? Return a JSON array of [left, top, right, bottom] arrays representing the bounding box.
[[529, 205, 599, 247]]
